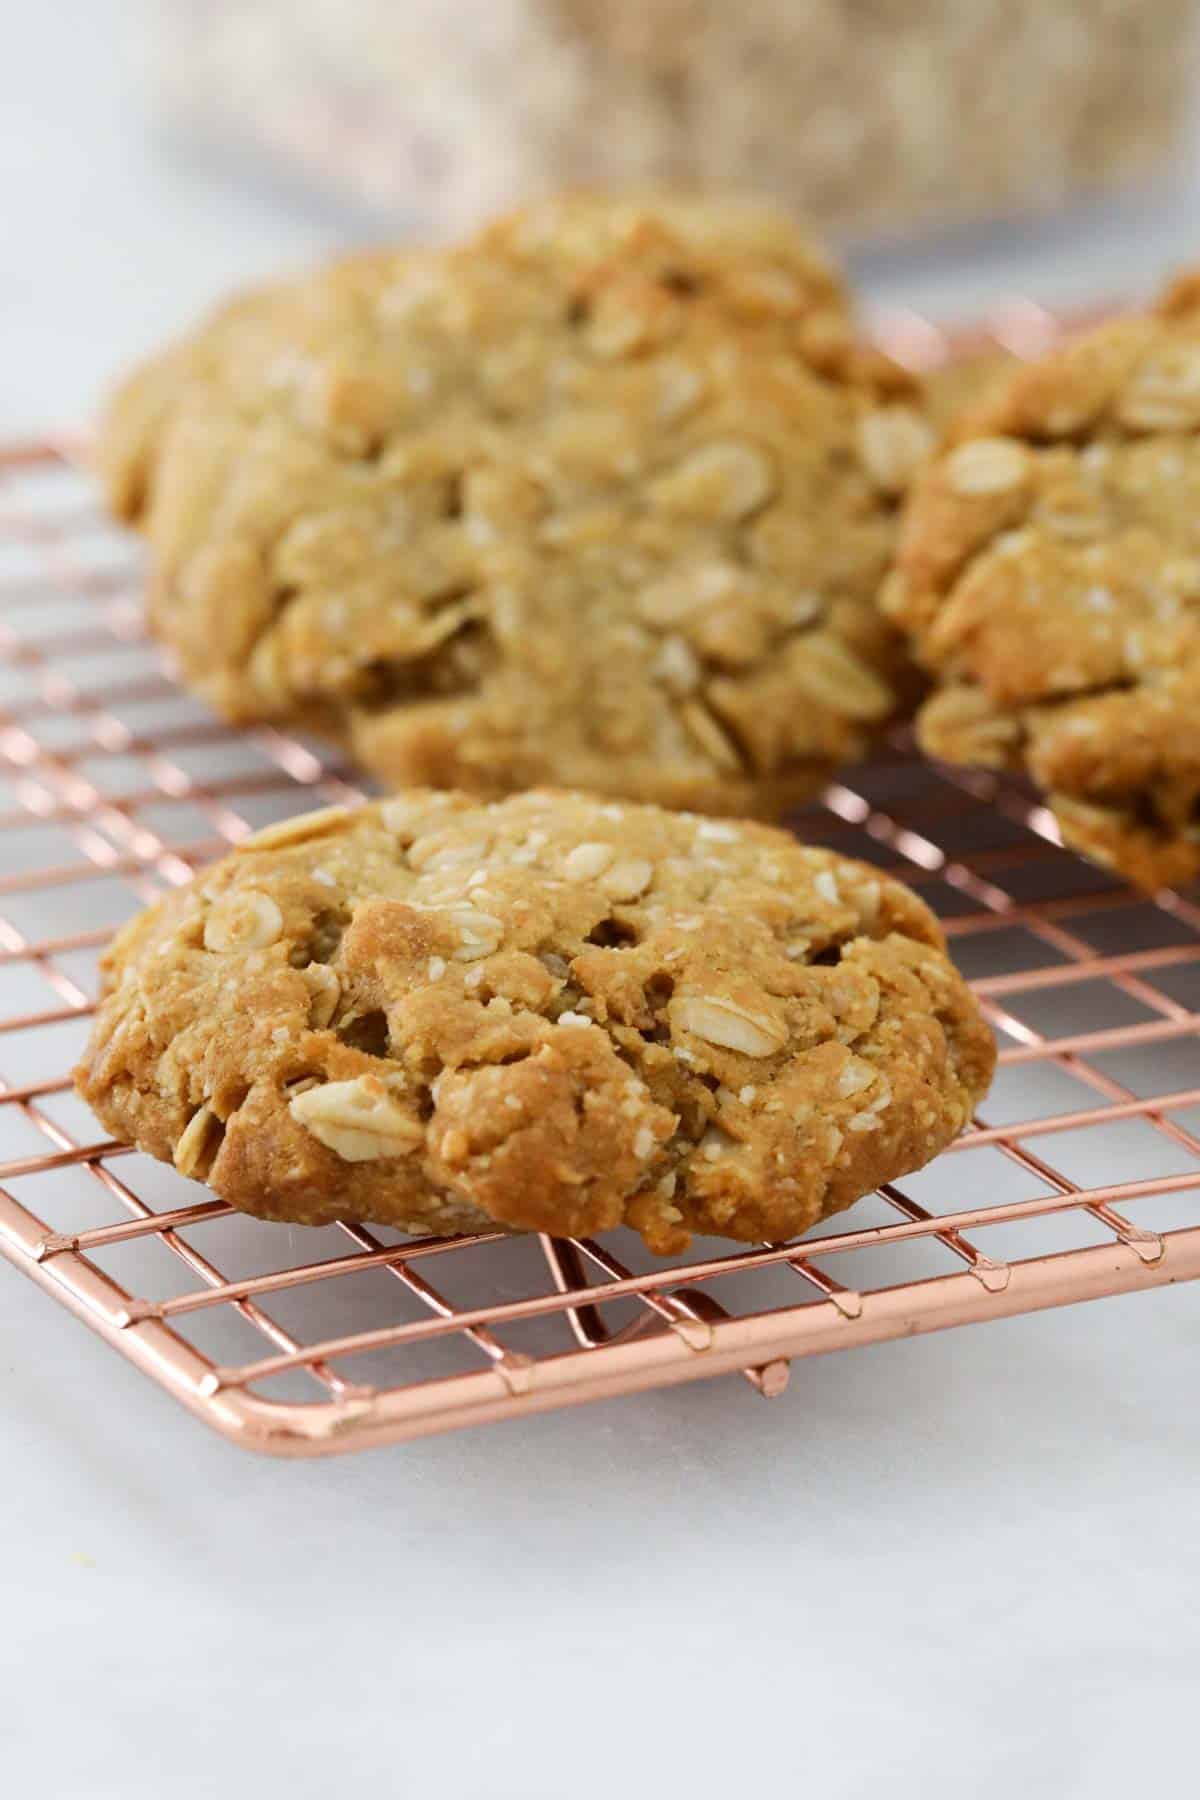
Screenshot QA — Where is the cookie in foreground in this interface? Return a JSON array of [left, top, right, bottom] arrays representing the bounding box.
[[97, 192, 931, 818], [76, 791, 995, 1254], [885, 274, 1200, 891]]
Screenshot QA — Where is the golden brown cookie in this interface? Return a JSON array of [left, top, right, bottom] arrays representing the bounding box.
[[885, 278, 1200, 890], [75, 790, 994, 1254], [98, 193, 932, 817]]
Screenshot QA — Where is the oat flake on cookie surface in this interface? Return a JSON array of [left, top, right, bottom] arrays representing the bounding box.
[[97, 193, 930, 818], [76, 790, 994, 1254], [885, 271, 1200, 891]]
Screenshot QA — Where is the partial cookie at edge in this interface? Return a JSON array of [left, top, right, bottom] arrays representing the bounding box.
[[885, 281, 1200, 890]]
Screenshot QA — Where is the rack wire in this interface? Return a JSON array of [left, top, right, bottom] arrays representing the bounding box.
[[1, 302, 1198, 1456]]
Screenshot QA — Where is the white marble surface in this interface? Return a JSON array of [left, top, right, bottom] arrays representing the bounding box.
[[2, 7, 1200, 1797]]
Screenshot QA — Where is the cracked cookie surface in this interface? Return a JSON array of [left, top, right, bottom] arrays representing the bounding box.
[[75, 789, 994, 1254], [886, 276, 1200, 890], [98, 193, 929, 817]]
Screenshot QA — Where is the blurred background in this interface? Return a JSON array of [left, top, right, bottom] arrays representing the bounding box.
[[6, 0, 1200, 429]]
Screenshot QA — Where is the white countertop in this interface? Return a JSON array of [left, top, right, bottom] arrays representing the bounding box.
[[3, 7, 1200, 1796]]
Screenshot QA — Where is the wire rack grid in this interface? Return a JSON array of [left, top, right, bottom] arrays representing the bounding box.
[[1, 304, 1198, 1457]]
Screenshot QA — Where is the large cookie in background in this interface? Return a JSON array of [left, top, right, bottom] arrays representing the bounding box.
[[98, 193, 931, 817]]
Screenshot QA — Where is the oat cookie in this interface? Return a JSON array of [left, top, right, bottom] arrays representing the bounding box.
[[885, 277, 1200, 890], [98, 194, 930, 817], [76, 790, 994, 1254]]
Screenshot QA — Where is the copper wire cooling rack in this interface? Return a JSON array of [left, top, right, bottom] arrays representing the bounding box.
[[2, 303, 1199, 1457]]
